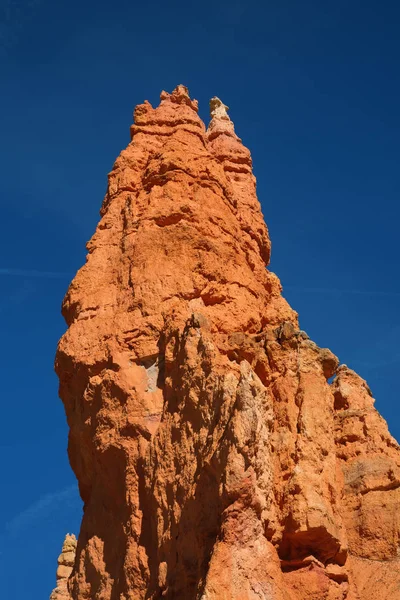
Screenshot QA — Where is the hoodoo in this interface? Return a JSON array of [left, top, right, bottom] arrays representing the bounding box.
[[54, 85, 400, 599]]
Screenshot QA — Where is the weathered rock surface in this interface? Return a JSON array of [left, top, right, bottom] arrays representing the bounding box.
[[50, 534, 77, 599], [55, 86, 400, 599]]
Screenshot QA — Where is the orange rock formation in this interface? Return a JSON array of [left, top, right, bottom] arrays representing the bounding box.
[[55, 86, 400, 599], [50, 534, 77, 599]]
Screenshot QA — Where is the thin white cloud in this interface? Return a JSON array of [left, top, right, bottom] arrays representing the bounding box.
[[5, 484, 78, 536], [0, 268, 72, 279], [353, 354, 400, 370], [285, 285, 400, 297]]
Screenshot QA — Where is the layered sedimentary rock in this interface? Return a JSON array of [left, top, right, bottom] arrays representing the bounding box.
[[55, 85, 400, 599], [50, 534, 77, 599]]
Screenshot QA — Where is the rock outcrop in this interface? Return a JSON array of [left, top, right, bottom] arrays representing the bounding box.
[[55, 85, 400, 599], [50, 534, 77, 599]]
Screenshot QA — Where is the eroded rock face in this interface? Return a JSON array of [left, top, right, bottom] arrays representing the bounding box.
[[55, 85, 400, 599], [50, 534, 77, 599]]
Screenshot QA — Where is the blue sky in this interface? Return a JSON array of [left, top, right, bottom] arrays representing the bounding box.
[[1, 1, 399, 598]]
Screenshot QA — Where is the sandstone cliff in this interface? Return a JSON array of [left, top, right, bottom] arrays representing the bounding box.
[[55, 85, 400, 599]]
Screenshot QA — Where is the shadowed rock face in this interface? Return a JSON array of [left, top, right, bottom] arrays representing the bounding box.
[[55, 85, 400, 600]]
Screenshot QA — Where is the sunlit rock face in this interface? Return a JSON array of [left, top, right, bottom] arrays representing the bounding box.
[[55, 85, 400, 600], [50, 534, 77, 599]]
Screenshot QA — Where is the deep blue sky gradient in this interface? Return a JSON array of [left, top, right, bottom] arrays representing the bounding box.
[[1, 1, 399, 598]]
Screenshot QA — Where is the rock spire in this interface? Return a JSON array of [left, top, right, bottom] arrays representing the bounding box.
[[50, 534, 76, 600], [54, 85, 400, 599]]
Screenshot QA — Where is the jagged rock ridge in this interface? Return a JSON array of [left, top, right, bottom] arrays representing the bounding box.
[[54, 85, 400, 599]]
